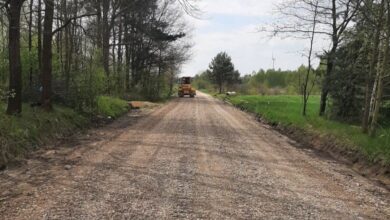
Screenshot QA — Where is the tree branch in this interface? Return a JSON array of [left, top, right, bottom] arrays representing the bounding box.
[[52, 12, 98, 35]]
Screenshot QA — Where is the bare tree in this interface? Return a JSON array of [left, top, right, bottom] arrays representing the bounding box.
[[369, 0, 390, 136], [265, 0, 361, 116], [362, 0, 386, 133], [301, 0, 319, 116], [177, 0, 202, 18]]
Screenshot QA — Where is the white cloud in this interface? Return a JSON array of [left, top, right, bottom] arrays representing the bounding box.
[[181, 0, 330, 76]]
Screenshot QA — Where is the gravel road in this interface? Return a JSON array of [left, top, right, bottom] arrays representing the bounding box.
[[0, 92, 389, 219]]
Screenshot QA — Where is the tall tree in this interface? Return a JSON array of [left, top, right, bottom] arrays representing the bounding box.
[[28, 0, 34, 87], [102, 0, 110, 86], [5, 0, 26, 115], [362, 0, 386, 133], [37, 0, 42, 72], [41, 0, 55, 110], [301, 0, 319, 116], [369, 0, 390, 136], [208, 52, 236, 94]]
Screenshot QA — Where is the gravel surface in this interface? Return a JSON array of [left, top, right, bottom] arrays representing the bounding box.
[[0, 92, 389, 219]]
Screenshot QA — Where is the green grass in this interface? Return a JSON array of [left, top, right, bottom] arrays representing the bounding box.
[[228, 95, 390, 166], [0, 103, 88, 164], [96, 96, 130, 118], [0, 96, 130, 165]]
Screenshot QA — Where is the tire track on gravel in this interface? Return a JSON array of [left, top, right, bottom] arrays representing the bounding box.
[[0, 92, 389, 219]]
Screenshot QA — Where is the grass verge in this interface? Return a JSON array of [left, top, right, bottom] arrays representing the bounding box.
[[0, 96, 130, 167], [0, 104, 88, 165], [226, 95, 390, 167]]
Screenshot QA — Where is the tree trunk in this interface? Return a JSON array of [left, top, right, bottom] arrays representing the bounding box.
[[362, 0, 385, 133], [41, 0, 55, 111], [0, 18, 5, 83], [6, 0, 25, 115], [37, 0, 42, 73], [95, 0, 102, 48], [117, 18, 123, 89], [28, 0, 33, 87], [112, 26, 116, 79], [102, 0, 110, 80], [168, 67, 175, 96], [157, 49, 163, 96], [63, 0, 75, 95], [124, 15, 130, 91], [369, 0, 390, 136], [71, 0, 79, 74], [125, 44, 130, 91], [319, 0, 337, 116], [302, 0, 318, 116]]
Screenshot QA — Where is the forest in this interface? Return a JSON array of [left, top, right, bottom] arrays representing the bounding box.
[[0, 0, 192, 114], [0, 0, 194, 165]]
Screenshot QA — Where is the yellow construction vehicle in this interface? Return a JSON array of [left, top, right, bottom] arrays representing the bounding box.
[[178, 77, 196, 98]]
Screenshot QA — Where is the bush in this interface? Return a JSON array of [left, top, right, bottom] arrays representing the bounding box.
[[65, 65, 107, 114], [96, 96, 130, 118]]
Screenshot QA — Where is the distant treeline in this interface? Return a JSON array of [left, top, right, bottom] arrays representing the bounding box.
[[193, 65, 321, 96]]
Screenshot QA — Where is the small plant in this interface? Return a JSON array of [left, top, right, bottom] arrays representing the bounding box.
[[96, 96, 130, 118]]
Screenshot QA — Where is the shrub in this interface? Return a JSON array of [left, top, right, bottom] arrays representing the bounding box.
[[96, 96, 129, 118]]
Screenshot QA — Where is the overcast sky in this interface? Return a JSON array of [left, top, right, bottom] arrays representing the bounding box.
[[181, 0, 329, 76]]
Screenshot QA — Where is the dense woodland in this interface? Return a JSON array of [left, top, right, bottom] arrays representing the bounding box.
[[0, 0, 192, 115]]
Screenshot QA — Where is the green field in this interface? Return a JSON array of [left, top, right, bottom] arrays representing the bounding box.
[[228, 95, 390, 166]]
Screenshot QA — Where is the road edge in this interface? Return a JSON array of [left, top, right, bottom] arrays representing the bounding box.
[[210, 94, 390, 190]]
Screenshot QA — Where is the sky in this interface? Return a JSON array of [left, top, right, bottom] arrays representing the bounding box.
[[181, 0, 330, 76]]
